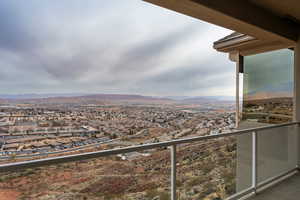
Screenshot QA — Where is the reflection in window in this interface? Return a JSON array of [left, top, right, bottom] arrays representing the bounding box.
[[242, 49, 294, 125]]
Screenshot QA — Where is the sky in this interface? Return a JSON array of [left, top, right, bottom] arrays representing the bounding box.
[[0, 0, 234, 97]]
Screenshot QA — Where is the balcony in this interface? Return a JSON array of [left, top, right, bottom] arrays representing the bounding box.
[[249, 174, 300, 200], [0, 1, 298, 200], [0, 122, 298, 200]]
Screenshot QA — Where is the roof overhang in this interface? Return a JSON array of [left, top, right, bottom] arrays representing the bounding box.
[[143, 0, 300, 49], [213, 32, 293, 56]]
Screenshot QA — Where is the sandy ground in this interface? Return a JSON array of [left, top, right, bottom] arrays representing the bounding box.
[[0, 189, 20, 200]]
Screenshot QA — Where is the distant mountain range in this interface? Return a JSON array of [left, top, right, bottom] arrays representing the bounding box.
[[0, 93, 235, 104], [177, 96, 235, 102], [0, 93, 88, 100]]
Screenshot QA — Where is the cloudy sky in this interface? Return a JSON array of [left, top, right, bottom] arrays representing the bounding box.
[[0, 0, 234, 96]]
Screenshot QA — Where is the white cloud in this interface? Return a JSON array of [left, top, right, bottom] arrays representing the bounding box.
[[0, 0, 234, 96]]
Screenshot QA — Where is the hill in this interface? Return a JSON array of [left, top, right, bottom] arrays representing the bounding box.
[[0, 94, 235, 105], [0, 94, 174, 105]]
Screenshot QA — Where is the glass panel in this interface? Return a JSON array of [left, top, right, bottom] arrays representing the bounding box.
[[176, 135, 241, 200], [242, 49, 294, 126], [257, 125, 298, 183], [236, 133, 253, 192], [238, 49, 294, 192]]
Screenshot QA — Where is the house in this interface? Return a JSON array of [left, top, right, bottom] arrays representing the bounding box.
[[1, 1, 300, 199]]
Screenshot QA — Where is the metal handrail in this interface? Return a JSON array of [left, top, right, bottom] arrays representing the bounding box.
[[0, 121, 298, 200], [0, 121, 298, 171]]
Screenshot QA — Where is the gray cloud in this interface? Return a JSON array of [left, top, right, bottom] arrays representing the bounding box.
[[131, 54, 235, 96], [111, 25, 201, 75], [0, 0, 233, 96], [0, 2, 36, 52]]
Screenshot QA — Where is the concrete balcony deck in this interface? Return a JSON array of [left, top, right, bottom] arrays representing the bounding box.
[[249, 173, 300, 200]]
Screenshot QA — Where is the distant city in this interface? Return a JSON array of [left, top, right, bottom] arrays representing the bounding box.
[[0, 93, 237, 200], [0, 93, 235, 158]]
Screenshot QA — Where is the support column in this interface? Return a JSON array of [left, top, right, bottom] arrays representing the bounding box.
[[294, 40, 300, 168], [236, 58, 240, 128], [229, 51, 241, 128]]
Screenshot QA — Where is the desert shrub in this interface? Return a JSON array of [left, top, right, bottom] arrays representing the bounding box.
[[222, 169, 236, 195], [176, 179, 183, 188], [201, 160, 215, 174], [226, 143, 236, 153], [145, 189, 159, 198], [159, 192, 170, 200], [145, 189, 170, 200], [0, 168, 36, 182], [196, 182, 215, 199], [186, 176, 206, 188]]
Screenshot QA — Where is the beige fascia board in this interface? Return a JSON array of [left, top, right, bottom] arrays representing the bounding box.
[[238, 41, 293, 56], [216, 39, 292, 55], [214, 36, 258, 52]]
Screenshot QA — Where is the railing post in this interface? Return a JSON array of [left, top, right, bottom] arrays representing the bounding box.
[[171, 145, 177, 200], [252, 131, 258, 194], [295, 123, 300, 171]]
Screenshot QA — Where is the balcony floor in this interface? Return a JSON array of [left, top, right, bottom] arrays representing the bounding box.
[[249, 173, 300, 200]]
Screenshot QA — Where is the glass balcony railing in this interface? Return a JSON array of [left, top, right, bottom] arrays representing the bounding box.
[[0, 122, 298, 200], [176, 136, 237, 200]]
